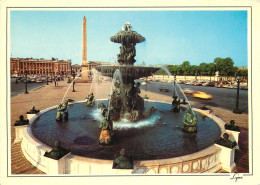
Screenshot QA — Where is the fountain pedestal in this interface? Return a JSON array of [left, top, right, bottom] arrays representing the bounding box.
[[26, 113, 37, 121], [215, 144, 236, 172], [44, 153, 71, 174], [14, 115, 29, 143], [43, 141, 71, 174], [14, 125, 28, 143]]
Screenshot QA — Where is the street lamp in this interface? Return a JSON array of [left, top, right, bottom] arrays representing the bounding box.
[[46, 71, 49, 85], [25, 70, 28, 94], [233, 73, 242, 114], [72, 70, 76, 92], [173, 73, 177, 98], [54, 72, 57, 87]]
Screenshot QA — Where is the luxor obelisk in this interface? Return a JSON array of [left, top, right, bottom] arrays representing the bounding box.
[[81, 16, 90, 82]]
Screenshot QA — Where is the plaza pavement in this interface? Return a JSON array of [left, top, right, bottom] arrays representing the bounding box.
[[10, 80, 249, 174]]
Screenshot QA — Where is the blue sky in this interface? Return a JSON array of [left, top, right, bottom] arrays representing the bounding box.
[[10, 10, 248, 66]]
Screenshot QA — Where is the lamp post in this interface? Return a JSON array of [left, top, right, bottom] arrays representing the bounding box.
[[145, 77, 148, 92], [173, 73, 177, 98], [54, 73, 57, 87], [25, 70, 28, 94], [233, 74, 242, 114], [57, 72, 60, 86], [72, 70, 76, 92], [46, 71, 49, 85]]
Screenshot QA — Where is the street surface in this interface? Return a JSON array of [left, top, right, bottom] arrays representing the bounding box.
[[139, 81, 248, 113], [10, 78, 249, 114], [11, 78, 49, 97]]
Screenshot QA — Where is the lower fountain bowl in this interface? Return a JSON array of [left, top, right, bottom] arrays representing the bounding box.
[[19, 100, 226, 174]]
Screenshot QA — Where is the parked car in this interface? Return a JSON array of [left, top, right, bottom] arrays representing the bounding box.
[[192, 91, 212, 99], [208, 82, 216, 87], [194, 82, 202, 86], [202, 82, 209, 86], [228, 85, 237, 89], [240, 86, 248, 90], [159, 86, 170, 92], [222, 84, 229, 88]]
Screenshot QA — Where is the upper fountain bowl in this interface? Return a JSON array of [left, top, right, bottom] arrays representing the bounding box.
[[110, 22, 145, 45]]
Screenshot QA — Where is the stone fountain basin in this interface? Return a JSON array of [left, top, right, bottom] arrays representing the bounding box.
[[19, 100, 227, 174], [95, 66, 159, 84]]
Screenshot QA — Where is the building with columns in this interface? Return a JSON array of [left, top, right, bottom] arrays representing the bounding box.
[[10, 58, 71, 77]]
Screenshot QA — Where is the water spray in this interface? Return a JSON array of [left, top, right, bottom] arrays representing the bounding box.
[[160, 65, 195, 115]]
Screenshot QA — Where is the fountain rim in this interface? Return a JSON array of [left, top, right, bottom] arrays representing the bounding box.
[[21, 99, 227, 174]]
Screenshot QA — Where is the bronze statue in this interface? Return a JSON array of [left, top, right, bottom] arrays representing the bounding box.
[[86, 92, 95, 107], [27, 106, 40, 114], [56, 100, 69, 121], [225, 120, 240, 131], [44, 141, 70, 160], [112, 148, 133, 169], [182, 107, 198, 133], [98, 115, 113, 145], [171, 96, 180, 112], [14, 115, 29, 126], [216, 133, 237, 148]]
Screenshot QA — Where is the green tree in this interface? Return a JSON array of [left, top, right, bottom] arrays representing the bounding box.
[[155, 69, 168, 75], [214, 57, 236, 77], [181, 61, 190, 67], [208, 63, 216, 76], [167, 65, 178, 75], [177, 66, 183, 75], [181, 61, 190, 80], [190, 65, 198, 76], [199, 63, 208, 75], [207, 63, 216, 81]]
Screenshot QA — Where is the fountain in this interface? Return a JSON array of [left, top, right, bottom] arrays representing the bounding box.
[[96, 22, 159, 122], [18, 22, 230, 174]]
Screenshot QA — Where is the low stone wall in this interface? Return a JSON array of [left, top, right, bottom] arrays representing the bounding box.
[[21, 128, 50, 173], [64, 145, 221, 174], [149, 75, 222, 82], [17, 100, 233, 174], [21, 106, 57, 174]]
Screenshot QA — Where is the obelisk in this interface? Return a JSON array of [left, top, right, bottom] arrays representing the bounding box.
[[82, 16, 87, 65], [81, 16, 89, 82]]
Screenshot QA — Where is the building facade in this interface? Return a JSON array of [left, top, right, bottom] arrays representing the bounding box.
[[71, 64, 82, 74], [10, 58, 71, 77]]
